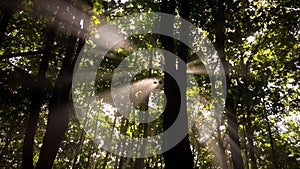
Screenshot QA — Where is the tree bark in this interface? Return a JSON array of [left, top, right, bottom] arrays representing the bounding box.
[[226, 95, 244, 169], [217, 125, 228, 169], [21, 29, 55, 169], [21, 14, 58, 169], [247, 120, 257, 169], [35, 31, 78, 169], [35, 1, 88, 167], [264, 107, 278, 169], [160, 0, 194, 168], [213, 0, 244, 168], [243, 125, 250, 169]]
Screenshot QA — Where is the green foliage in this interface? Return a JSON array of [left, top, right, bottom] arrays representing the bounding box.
[[0, 0, 299, 168]]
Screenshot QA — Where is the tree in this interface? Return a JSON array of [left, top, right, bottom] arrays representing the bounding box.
[[21, 1, 59, 168], [35, 1, 89, 168], [0, 0, 299, 168]]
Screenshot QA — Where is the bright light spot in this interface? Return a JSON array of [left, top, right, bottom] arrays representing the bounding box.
[[219, 125, 226, 130], [267, 82, 276, 88], [246, 36, 255, 43], [286, 78, 298, 89], [80, 19, 84, 29], [101, 103, 117, 118]]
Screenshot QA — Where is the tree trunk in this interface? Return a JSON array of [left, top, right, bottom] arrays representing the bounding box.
[[243, 125, 250, 169], [21, 18, 58, 169], [264, 107, 278, 169], [217, 125, 228, 169], [226, 95, 244, 169], [213, 0, 244, 168], [160, 0, 194, 168], [35, 1, 88, 167], [35, 31, 78, 169], [247, 120, 257, 169]]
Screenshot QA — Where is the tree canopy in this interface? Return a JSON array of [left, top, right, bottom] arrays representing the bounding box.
[[0, 0, 299, 168]]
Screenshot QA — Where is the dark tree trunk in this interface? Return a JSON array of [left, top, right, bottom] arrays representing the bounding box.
[[217, 125, 228, 169], [35, 31, 78, 169], [35, 1, 88, 167], [264, 107, 278, 169], [247, 120, 257, 169], [213, 0, 244, 168], [243, 125, 250, 169], [118, 156, 124, 169], [160, 0, 194, 168], [22, 1, 60, 168], [226, 95, 244, 169], [21, 17, 58, 169]]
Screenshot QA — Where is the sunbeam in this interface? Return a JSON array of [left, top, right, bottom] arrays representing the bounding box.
[[187, 59, 207, 75], [96, 77, 163, 111], [32, 0, 92, 34]]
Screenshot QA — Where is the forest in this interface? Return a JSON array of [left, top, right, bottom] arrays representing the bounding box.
[[0, 0, 299, 168]]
